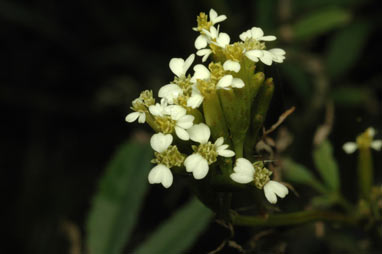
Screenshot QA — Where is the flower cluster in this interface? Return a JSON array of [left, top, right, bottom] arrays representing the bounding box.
[[343, 127, 382, 154], [125, 9, 288, 204]]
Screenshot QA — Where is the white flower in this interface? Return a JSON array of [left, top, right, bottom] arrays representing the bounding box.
[[169, 54, 195, 78], [158, 84, 183, 104], [269, 48, 286, 63], [195, 26, 219, 50], [184, 123, 235, 179], [245, 48, 286, 66], [239, 27, 276, 42], [212, 32, 230, 48], [230, 158, 289, 204], [216, 75, 245, 89], [342, 142, 358, 154], [148, 98, 168, 117], [343, 127, 382, 154], [191, 64, 211, 82], [125, 110, 146, 123], [158, 83, 204, 109], [149, 103, 194, 140], [245, 49, 274, 66], [230, 158, 256, 184], [191, 64, 244, 89], [263, 180, 289, 204], [148, 133, 174, 188], [209, 9, 227, 25]]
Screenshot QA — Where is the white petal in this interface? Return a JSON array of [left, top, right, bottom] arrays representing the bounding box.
[[217, 148, 235, 157], [161, 168, 174, 188], [175, 126, 190, 140], [197, 49, 212, 62], [169, 57, 186, 77], [250, 27, 264, 40], [191, 64, 210, 82], [176, 115, 194, 129], [230, 172, 253, 184], [183, 54, 195, 74], [216, 32, 230, 47], [204, 26, 219, 39], [148, 165, 163, 184], [209, 9, 227, 24], [187, 123, 211, 144], [214, 137, 224, 146], [245, 50, 263, 62], [184, 153, 209, 179], [231, 78, 245, 88], [260, 50, 273, 65], [148, 164, 173, 188], [195, 35, 208, 49], [264, 185, 278, 204], [260, 35, 276, 41], [167, 105, 186, 120], [158, 84, 182, 102], [233, 158, 255, 177], [368, 127, 376, 138], [239, 30, 251, 41], [150, 133, 173, 153], [138, 113, 146, 123], [125, 112, 140, 123], [223, 60, 241, 73], [270, 181, 289, 198], [269, 48, 286, 63], [343, 142, 357, 154], [371, 140, 382, 151], [187, 91, 204, 108], [149, 103, 164, 116], [264, 181, 289, 204], [269, 48, 286, 56], [209, 9, 218, 20], [217, 75, 233, 89]]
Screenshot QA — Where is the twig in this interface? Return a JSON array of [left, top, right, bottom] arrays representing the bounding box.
[[264, 106, 296, 135], [231, 210, 356, 227]]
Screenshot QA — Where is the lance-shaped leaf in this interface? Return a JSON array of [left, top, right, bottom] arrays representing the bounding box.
[[292, 7, 351, 40], [134, 198, 213, 254], [326, 22, 372, 78], [86, 141, 152, 254], [313, 140, 340, 191], [283, 158, 327, 194]]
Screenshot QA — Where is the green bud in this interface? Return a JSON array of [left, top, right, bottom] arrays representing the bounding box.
[[244, 78, 274, 159]]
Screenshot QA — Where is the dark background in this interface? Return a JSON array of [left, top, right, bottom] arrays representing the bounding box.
[[1, 0, 381, 253]]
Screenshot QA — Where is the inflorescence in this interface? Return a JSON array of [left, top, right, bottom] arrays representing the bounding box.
[[126, 9, 288, 204]]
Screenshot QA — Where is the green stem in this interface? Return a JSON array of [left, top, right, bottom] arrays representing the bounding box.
[[358, 147, 373, 200], [231, 210, 357, 227]]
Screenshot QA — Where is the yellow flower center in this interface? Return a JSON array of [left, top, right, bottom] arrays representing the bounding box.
[[193, 142, 218, 165], [152, 145, 185, 168]]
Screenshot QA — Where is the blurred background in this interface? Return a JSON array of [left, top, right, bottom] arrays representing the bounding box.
[[1, 0, 381, 253]]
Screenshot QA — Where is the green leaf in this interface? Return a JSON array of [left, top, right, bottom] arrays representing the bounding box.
[[311, 194, 339, 208], [86, 141, 152, 254], [283, 158, 327, 193], [292, 7, 351, 40], [313, 140, 340, 191], [134, 198, 213, 254], [326, 22, 372, 78]]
